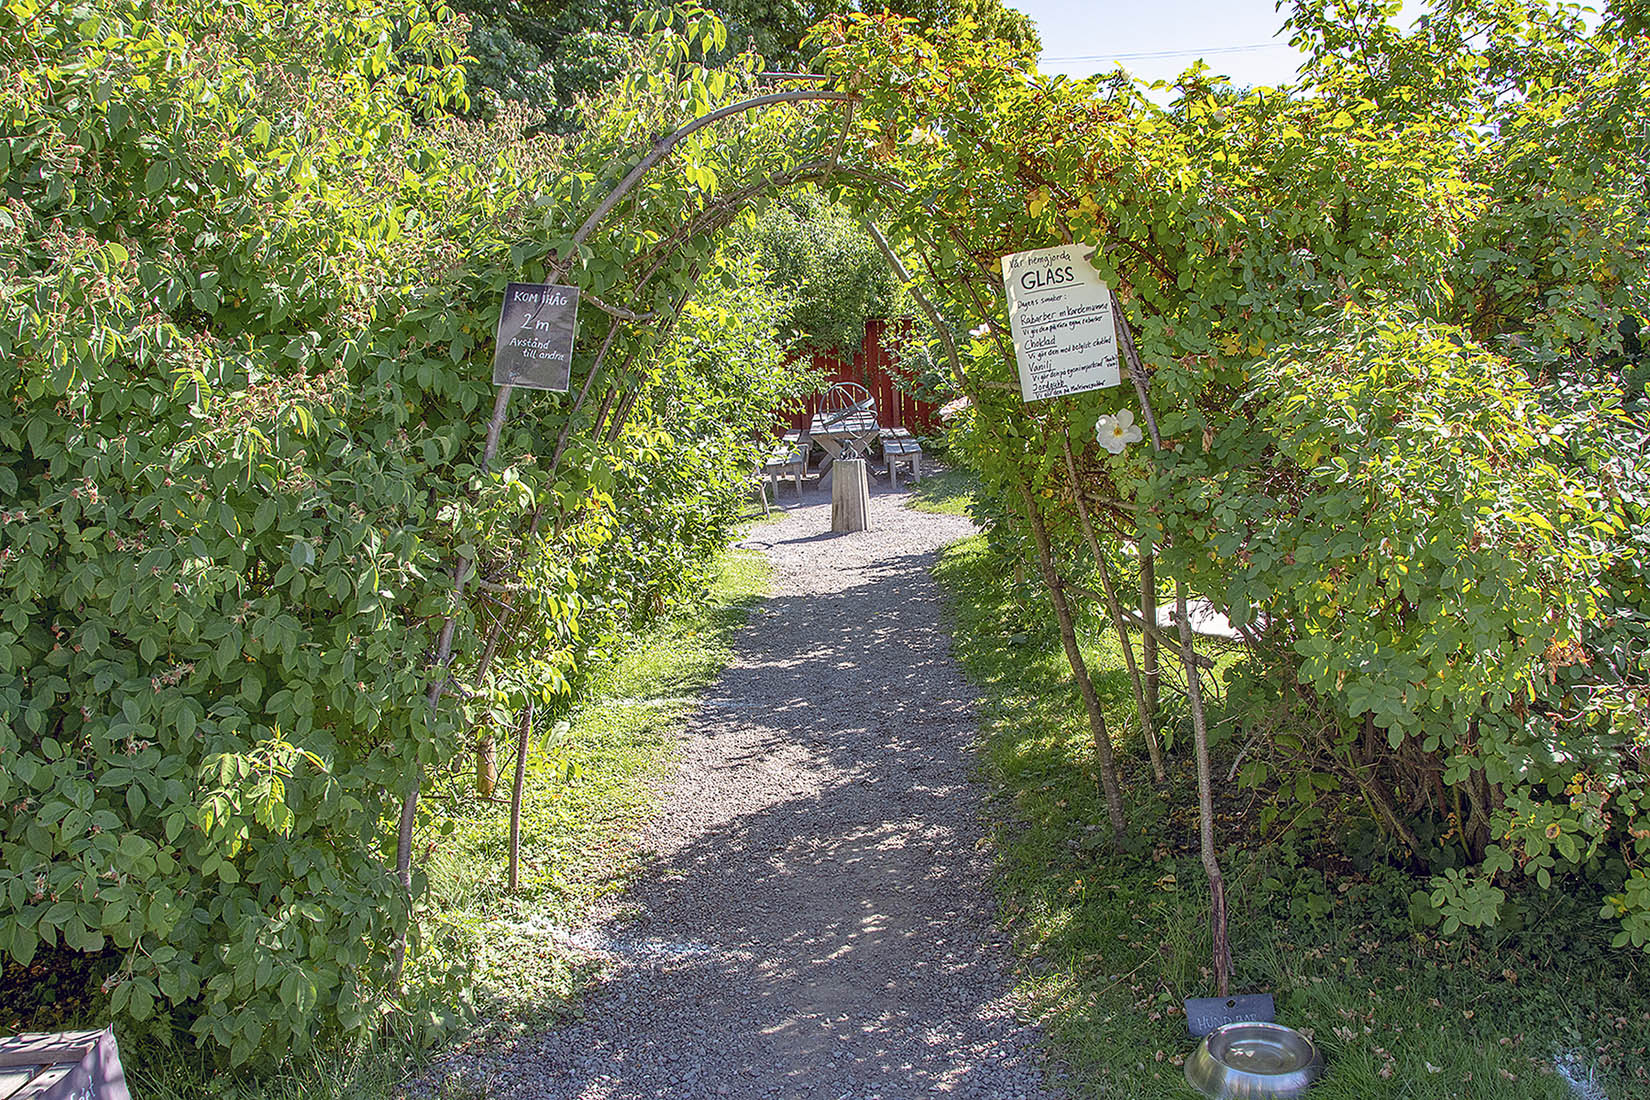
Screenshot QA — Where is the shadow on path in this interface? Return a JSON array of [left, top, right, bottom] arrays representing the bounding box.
[[436, 481, 1062, 1100]]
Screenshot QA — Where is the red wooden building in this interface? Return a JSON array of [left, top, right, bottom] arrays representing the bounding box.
[[779, 319, 942, 437]]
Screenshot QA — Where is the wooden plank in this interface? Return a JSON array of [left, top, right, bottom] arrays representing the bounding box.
[[0, 1066, 44, 1100], [0, 1033, 101, 1069], [12, 1064, 75, 1100], [886, 446, 921, 486]]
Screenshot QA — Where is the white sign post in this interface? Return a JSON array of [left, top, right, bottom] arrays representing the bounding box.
[[1001, 243, 1120, 402]]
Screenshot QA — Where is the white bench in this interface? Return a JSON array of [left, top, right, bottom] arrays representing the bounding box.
[[880, 429, 923, 485]]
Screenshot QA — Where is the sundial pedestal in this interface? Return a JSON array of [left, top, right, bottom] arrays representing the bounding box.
[[831, 458, 870, 533]]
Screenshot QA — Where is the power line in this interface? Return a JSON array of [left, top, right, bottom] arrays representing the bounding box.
[[1042, 42, 1295, 63]]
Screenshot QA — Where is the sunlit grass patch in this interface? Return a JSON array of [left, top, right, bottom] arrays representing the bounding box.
[[905, 465, 978, 516], [423, 548, 769, 1030], [935, 535, 1649, 1100]]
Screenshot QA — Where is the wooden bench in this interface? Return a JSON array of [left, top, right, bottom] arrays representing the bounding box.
[[880, 428, 923, 485], [762, 439, 809, 501]]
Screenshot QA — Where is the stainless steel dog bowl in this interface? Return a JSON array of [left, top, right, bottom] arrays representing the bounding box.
[[1185, 1021, 1323, 1098]]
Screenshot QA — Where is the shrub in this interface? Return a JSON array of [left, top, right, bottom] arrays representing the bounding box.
[[1168, 308, 1649, 941], [0, 0, 810, 1062]]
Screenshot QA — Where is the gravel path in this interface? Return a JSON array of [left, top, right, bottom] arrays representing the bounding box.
[[441, 477, 1063, 1100]]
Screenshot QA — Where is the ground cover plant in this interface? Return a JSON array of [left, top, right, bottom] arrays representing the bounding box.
[[415, 548, 767, 1034], [935, 533, 1650, 1098], [121, 546, 764, 1100]]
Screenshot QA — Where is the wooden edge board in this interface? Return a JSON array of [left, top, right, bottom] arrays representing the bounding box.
[[0, 1032, 103, 1069], [10, 1065, 72, 1100]]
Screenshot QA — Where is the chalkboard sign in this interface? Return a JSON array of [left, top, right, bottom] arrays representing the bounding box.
[[491, 281, 580, 392], [0, 1027, 131, 1100], [1000, 243, 1121, 402], [1185, 993, 1276, 1037]]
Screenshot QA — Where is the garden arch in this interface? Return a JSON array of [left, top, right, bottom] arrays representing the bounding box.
[[405, 57, 1234, 992], [10, 3, 1640, 1060], [407, 2, 1650, 996]]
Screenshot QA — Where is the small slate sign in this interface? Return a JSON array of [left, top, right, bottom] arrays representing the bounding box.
[[491, 281, 580, 392], [0, 1027, 132, 1100], [1185, 993, 1276, 1037]]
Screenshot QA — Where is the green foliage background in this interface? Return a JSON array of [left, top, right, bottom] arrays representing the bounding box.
[[0, 0, 815, 1063], [453, 0, 1038, 132], [739, 187, 903, 355], [809, 0, 1649, 955]]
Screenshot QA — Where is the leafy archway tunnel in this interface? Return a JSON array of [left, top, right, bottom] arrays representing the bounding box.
[[3, 0, 1645, 1070]]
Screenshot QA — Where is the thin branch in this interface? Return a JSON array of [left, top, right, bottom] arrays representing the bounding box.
[[556, 89, 856, 276], [1060, 430, 1166, 784], [1059, 579, 1217, 669], [1112, 285, 1231, 996], [1019, 483, 1130, 836], [820, 96, 857, 192], [861, 220, 969, 394], [546, 320, 623, 478], [583, 292, 658, 323], [1113, 287, 1164, 450]]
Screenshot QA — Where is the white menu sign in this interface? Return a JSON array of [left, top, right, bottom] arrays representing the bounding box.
[[1001, 244, 1120, 402]]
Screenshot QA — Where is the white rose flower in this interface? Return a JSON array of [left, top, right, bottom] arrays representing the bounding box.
[[1096, 408, 1143, 454]]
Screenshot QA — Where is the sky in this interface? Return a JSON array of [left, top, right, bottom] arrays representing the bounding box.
[[1012, 0, 1314, 88]]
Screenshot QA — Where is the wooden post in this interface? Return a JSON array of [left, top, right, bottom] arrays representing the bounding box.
[[395, 382, 514, 984], [507, 699, 533, 892], [1141, 550, 1160, 722], [1019, 483, 1129, 838], [1059, 431, 1166, 785], [831, 458, 871, 533], [1113, 288, 1231, 997]]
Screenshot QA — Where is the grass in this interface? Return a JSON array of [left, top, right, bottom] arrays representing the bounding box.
[[905, 465, 978, 516], [416, 547, 769, 1030], [932, 534, 1650, 1100], [135, 547, 769, 1100]]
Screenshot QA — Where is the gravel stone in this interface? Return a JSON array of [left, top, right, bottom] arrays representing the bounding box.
[[424, 477, 1063, 1099]]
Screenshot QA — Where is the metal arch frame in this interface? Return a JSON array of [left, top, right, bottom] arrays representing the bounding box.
[[396, 84, 864, 982], [398, 76, 1234, 995]]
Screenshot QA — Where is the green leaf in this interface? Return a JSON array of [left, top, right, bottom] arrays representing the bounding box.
[[10, 926, 37, 967]]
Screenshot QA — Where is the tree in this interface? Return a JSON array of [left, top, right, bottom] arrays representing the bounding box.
[[455, 0, 1039, 132], [802, 0, 1649, 973], [0, 0, 831, 1062], [739, 187, 905, 355]]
